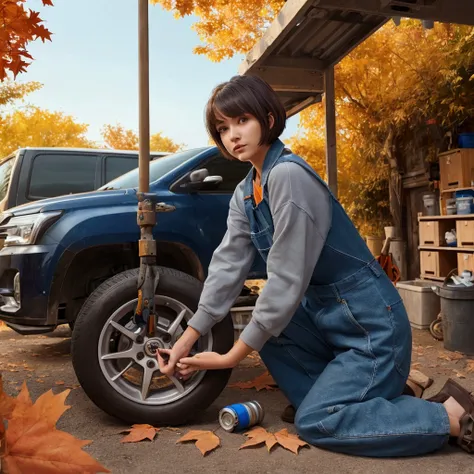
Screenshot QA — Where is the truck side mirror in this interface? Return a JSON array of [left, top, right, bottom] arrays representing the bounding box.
[[183, 169, 223, 192]]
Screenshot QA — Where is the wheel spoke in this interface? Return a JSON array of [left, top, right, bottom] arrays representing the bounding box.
[[169, 375, 185, 393], [101, 348, 136, 361], [141, 366, 154, 401], [110, 320, 139, 342], [111, 361, 134, 381], [167, 308, 187, 336]]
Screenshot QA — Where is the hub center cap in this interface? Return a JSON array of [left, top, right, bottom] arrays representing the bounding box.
[[144, 338, 164, 357]]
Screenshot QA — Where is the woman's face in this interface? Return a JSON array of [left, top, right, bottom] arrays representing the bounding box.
[[215, 112, 268, 163]]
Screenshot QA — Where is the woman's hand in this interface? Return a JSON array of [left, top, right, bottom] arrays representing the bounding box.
[[157, 326, 200, 377], [176, 352, 236, 377], [176, 339, 254, 377]]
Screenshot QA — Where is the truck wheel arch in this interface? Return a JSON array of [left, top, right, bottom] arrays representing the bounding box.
[[48, 241, 204, 326]]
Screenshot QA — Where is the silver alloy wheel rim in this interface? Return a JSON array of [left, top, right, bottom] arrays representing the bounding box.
[[98, 295, 212, 405]]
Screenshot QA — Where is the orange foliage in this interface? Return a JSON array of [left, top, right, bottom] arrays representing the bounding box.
[[0, 1, 53, 80]]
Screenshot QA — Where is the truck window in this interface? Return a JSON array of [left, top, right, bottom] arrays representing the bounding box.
[[0, 158, 14, 201], [103, 148, 206, 190], [201, 154, 252, 192], [28, 153, 98, 198], [105, 156, 139, 183]]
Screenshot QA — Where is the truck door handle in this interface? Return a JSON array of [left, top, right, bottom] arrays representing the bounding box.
[[155, 203, 176, 213]]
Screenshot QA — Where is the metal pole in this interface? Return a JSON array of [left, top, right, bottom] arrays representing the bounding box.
[[136, 0, 159, 341], [138, 0, 150, 193], [325, 66, 338, 197]]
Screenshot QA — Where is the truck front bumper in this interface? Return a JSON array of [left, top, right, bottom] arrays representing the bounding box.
[[0, 244, 58, 334]]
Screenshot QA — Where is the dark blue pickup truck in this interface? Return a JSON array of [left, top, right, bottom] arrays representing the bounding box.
[[0, 146, 263, 425]]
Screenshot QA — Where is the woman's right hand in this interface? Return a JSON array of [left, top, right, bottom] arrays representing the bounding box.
[[157, 326, 200, 377]]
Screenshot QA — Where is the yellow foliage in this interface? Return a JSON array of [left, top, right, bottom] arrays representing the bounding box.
[[0, 106, 94, 157], [102, 124, 184, 153], [150, 0, 284, 61], [0, 81, 42, 108], [292, 22, 474, 235]]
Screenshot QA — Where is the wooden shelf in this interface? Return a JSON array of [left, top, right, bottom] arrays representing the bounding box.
[[440, 187, 474, 194], [420, 275, 445, 281], [418, 214, 474, 221], [419, 246, 474, 252]]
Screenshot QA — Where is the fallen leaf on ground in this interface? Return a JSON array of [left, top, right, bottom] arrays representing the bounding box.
[[120, 424, 160, 443], [55, 380, 65, 385], [466, 360, 474, 373], [229, 371, 278, 391], [239, 426, 277, 452], [165, 427, 182, 432], [0, 322, 10, 331], [438, 351, 464, 362], [240, 427, 309, 454], [0, 376, 109, 472], [176, 430, 220, 456], [454, 371, 466, 379]]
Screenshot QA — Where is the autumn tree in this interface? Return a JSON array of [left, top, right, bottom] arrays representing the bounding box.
[[102, 124, 184, 153], [160, 1, 474, 234], [0, 106, 94, 156], [0, 80, 41, 108], [150, 0, 284, 61], [0, 1, 53, 80]]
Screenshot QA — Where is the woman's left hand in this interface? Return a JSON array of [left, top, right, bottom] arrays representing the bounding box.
[[176, 352, 236, 377]]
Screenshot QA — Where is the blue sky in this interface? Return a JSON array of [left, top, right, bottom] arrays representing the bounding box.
[[17, 0, 299, 149]]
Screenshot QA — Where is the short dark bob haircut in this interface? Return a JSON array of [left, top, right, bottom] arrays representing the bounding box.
[[205, 75, 287, 158]]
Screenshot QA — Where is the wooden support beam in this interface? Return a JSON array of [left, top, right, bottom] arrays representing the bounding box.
[[286, 95, 322, 118], [252, 68, 324, 93], [325, 66, 337, 197], [264, 56, 327, 71]]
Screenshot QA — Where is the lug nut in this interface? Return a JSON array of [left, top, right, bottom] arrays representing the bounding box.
[[147, 360, 155, 368], [137, 352, 144, 360], [136, 336, 144, 344]]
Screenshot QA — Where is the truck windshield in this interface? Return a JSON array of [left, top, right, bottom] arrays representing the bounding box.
[[100, 147, 208, 190]]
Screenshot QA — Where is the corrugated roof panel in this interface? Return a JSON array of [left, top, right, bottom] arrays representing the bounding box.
[[240, 0, 474, 116]]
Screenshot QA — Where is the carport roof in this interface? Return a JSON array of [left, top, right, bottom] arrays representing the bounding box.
[[239, 0, 474, 117]]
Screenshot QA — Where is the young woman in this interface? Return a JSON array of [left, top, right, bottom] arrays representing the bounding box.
[[158, 75, 474, 457]]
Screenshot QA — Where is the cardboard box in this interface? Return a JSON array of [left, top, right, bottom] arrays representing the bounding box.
[[420, 250, 457, 278], [439, 148, 474, 191]]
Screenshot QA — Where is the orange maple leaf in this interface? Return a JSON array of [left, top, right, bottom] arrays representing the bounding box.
[[240, 427, 309, 455], [34, 23, 53, 42], [0, 374, 16, 420], [228, 371, 278, 391], [176, 430, 220, 456], [120, 424, 160, 443], [0, 376, 109, 473], [0, 1, 53, 79], [466, 360, 474, 373], [42, 0, 54, 5]]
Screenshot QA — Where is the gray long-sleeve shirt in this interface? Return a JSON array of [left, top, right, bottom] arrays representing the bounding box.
[[186, 161, 332, 351]]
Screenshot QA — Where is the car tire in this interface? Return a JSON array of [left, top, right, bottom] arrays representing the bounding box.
[[71, 267, 234, 425]]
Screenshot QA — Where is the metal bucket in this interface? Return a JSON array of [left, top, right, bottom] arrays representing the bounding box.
[[432, 283, 474, 355]]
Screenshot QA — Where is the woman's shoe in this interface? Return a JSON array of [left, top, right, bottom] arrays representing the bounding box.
[[427, 378, 474, 453], [281, 404, 295, 423]]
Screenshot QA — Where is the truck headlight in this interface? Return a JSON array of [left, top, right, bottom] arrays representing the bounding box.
[[0, 211, 62, 246]]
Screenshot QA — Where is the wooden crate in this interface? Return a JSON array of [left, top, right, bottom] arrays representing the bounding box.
[[419, 220, 454, 246], [456, 220, 474, 247], [458, 253, 474, 274], [439, 148, 474, 191], [420, 250, 457, 277]]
